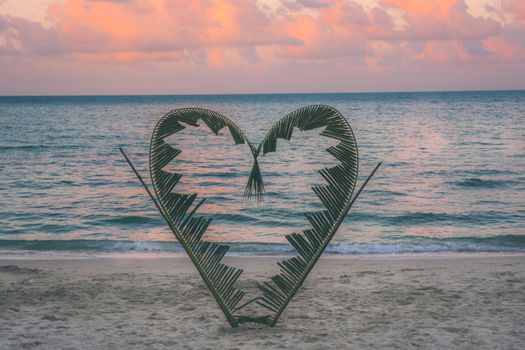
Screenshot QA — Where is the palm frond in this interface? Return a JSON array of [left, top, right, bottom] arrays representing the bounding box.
[[243, 142, 265, 201], [255, 105, 359, 326], [149, 108, 251, 328], [121, 105, 380, 328]]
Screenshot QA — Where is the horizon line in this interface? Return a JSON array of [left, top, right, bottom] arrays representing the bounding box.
[[1, 88, 524, 98]]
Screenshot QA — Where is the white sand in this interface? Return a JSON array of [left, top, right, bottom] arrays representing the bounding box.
[[1, 253, 524, 349]]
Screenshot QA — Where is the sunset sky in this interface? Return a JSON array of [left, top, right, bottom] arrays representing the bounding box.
[[1, 0, 524, 95]]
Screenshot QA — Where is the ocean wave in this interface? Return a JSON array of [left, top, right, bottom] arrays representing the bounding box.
[[452, 178, 514, 189], [0, 144, 87, 151], [0, 145, 52, 150], [1, 235, 524, 255], [349, 211, 523, 226], [99, 215, 156, 225]]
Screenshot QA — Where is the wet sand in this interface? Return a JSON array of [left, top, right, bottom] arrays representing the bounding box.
[[1, 253, 524, 349]]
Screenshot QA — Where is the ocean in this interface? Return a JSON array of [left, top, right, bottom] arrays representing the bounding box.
[[1, 91, 524, 256]]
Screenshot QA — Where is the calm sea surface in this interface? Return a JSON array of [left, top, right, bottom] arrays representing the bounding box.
[[1, 91, 524, 255]]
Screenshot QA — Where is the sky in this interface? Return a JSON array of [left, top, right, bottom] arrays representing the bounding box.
[[1, 0, 524, 95]]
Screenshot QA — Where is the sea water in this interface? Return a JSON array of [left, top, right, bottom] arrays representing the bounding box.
[[1, 91, 524, 255]]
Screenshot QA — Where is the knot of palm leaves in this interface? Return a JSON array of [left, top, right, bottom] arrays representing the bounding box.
[[139, 105, 378, 328]]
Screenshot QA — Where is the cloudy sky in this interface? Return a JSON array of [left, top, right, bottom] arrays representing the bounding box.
[[1, 0, 524, 95]]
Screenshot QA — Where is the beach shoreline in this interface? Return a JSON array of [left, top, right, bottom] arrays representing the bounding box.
[[1, 253, 524, 349]]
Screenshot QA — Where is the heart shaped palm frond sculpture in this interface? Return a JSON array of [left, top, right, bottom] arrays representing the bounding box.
[[248, 105, 360, 325], [149, 108, 254, 328], [120, 105, 381, 328]]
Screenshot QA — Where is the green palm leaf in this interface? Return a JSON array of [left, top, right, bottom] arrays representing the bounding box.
[[149, 108, 253, 328], [253, 105, 360, 326]]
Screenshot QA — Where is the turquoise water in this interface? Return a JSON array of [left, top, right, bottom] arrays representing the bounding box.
[[1, 91, 524, 254]]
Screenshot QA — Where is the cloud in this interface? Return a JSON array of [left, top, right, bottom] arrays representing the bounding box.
[[503, 0, 525, 23], [381, 0, 501, 40], [296, 0, 334, 8], [0, 0, 524, 94], [274, 0, 396, 60], [379, 0, 525, 64], [1, 0, 297, 64], [269, 0, 524, 66], [1, 0, 524, 64]]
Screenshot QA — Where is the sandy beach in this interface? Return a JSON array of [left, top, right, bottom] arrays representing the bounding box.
[[1, 253, 524, 349]]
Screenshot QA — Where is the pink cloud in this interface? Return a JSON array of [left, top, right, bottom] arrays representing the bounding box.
[[45, 0, 280, 51], [275, 0, 395, 59], [503, 0, 525, 23], [483, 36, 525, 62], [1, 0, 297, 64], [381, 0, 501, 40], [0, 0, 524, 94], [1, 0, 523, 64], [379, 0, 525, 64]]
